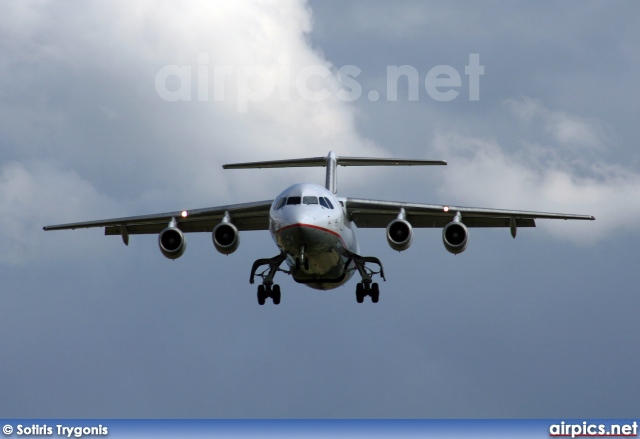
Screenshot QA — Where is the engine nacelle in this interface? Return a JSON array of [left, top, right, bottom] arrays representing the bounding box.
[[212, 221, 240, 255], [386, 218, 413, 251], [158, 226, 187, 259], [442, 221, 468, 254]]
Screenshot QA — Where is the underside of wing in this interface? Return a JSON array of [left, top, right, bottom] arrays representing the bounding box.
[[346, 198, 595, 229], [43, 200, 273, 235]]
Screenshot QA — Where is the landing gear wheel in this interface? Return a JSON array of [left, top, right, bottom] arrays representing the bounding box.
[[257, 285, 266, 305], [272, 284, 281, 305], [356, 283, 365, 303], [371, 283, 380, 303]]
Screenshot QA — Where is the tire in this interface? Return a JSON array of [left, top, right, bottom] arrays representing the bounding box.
[[356, 283, 365, 303], [257, 285, 266, 305], [272, 285, 281, 305], [371, 283, 380, 303]]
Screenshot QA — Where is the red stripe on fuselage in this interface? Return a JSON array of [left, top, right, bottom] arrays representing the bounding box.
[[274, 223, 346, 248], [275, 223, 339, 237]]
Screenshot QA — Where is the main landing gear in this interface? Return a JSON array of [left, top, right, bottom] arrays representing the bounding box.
[[356, 282, 379, 303], [257, 284, 281, 305], [250, 251, 386, 305], [348, 254, 385, 304], [250, 252, 287, 305]]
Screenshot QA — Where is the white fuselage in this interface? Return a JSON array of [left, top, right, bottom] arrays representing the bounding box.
[[269, 183, 359, 290]]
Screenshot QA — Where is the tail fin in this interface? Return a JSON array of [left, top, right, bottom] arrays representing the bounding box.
[[223, 151, 446, 194]]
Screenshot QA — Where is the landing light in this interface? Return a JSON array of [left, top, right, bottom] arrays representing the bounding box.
[[181, 210, 188, 218], [443, 206, 449, 212]]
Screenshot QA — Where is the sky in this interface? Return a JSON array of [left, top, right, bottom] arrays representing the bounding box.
[[1, 0, 639, 418]]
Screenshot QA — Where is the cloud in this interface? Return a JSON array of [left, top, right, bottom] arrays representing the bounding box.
[[0, 161, 121, 264], [1, 0, 639, 420], [431, 100, 640, 244], [0, 0, 388, 265], [2, 3, 376, 162], [506, 97, 607, 151]]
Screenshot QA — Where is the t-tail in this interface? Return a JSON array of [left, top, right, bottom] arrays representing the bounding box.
[[222, 151, 447, 194]]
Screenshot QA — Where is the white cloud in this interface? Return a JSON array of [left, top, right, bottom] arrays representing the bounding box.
[[431, 126, 640, 244], [0, 0, 386, 264], [0, 161, 121, 264], [506, 97, 607, 151]]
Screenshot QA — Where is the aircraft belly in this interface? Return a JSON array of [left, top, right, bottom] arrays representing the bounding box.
[[275, 224, 354, 290]]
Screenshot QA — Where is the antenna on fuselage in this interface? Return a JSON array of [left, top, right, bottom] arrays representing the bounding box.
[[222, 151, 447, 194]]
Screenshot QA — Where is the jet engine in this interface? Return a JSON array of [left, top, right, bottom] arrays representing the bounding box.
[[386, 218, 413, 251], [158, 225, 187, 259], [442, 221, 468, 254], [212, 221, 240, 255]]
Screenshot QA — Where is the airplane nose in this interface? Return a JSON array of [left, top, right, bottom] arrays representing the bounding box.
[[276, 207, 319, 251], [287, 207, 308, 226]]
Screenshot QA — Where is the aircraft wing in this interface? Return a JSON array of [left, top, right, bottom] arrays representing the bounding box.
[[345, 198, 595, 229], [43, 200, 273, 236]]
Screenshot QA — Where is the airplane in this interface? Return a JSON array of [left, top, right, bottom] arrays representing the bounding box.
[[44, 151, 595, 305]]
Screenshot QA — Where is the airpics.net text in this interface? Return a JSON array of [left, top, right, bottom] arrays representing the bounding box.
[[155, 53, 484, 112]]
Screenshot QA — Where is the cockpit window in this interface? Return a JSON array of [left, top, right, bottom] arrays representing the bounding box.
[[279, 196, 333, 208], [319, 197, 334, 209], [323, 197, 334, 209]]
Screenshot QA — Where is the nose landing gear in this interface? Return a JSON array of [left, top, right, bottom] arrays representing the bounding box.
[[294, 244, 310, 271]]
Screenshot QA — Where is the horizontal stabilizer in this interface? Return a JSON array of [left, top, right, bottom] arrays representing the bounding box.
[[337, 157, 446, 166], [223, 151, 446, 194], [223, 157, 326, 169], [223, 155, 446, 169]]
